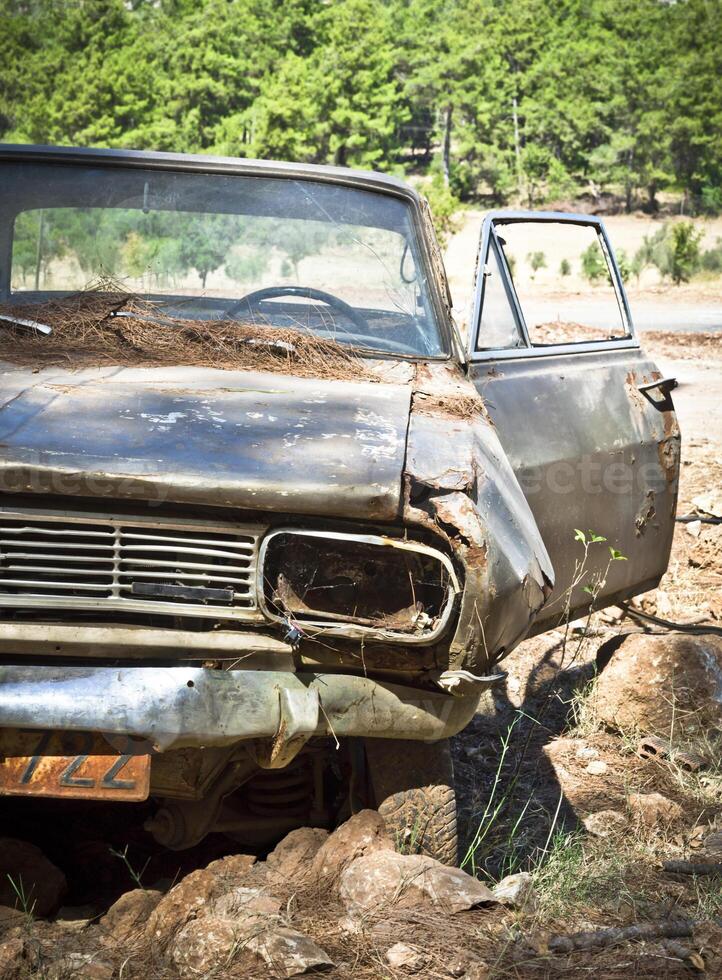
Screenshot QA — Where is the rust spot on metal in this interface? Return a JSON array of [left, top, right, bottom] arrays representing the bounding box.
[[657, 436, 680, 485], [635, 489, 657, 536]]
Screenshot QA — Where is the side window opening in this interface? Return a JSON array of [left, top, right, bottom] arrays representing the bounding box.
[[475, 235, 526, 350], [495, 220, 630, 347]]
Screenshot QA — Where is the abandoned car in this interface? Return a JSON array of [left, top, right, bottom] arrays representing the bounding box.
[[0, 145, 679, 863]]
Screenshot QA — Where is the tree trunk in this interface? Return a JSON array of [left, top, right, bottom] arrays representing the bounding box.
[[512, 96, 523, 196], [34, 210, 44, 291], [442, 104, 453, 187]]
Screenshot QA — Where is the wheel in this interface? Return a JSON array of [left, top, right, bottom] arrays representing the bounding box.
[[364, 737, 458, 866]]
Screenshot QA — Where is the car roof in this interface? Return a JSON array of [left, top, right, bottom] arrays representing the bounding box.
[[0, 143, 420, 204]]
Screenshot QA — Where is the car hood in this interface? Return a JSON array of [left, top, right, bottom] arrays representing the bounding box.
[[0, 363, 412, 521]]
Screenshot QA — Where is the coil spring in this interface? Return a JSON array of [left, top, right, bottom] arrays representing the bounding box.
[[244, 757, 312, 818]]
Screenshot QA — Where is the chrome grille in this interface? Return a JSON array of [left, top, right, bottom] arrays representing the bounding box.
[[0, 509, 265, 621]]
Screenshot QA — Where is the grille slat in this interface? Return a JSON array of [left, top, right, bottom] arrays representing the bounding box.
[[120, 544, 256, 560], [121, 532, 255, 550], [0, 540, 116, 552], [1, 553, 115, 564], [120, 557, 252, 574], [117, 570, 251, 585], [0, 579, 113, 592], [0, 510, 264, 621]]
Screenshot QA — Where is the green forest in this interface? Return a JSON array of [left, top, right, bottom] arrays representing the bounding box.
[[1, 0, 720, 216]]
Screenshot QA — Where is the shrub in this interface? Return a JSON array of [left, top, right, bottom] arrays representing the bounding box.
[[615, 248, 631, 283], [669, 221, 702, 284], [701, 237, 722, 273], [559, 258, 571, 277], [700, 185, 722, 216], [424, 173, 461, 248], [527, 250, 546, 277], [633, 224, 672, 280], [580, 241, 608, 283]]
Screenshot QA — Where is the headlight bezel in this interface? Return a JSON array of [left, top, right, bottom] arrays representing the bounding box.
[[257, 527, 461, 644]]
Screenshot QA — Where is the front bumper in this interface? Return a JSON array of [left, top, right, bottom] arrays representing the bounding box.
[[0, 666, 481, 751]]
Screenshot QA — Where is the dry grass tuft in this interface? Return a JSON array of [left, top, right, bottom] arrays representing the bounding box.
[[0, 282, 374, 382]]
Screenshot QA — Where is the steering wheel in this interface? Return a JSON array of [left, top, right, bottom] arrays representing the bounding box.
[[224, 285, 370, 333]]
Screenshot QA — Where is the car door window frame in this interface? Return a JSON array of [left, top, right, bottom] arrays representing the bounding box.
[[469, 210, 639, 362]]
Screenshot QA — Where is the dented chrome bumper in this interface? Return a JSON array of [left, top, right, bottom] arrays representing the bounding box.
[[0, 666, 481, 752]]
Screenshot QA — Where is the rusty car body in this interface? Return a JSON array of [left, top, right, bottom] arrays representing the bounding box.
[[0, 145, 679, 859]]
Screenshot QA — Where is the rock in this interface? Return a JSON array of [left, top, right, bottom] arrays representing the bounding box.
[[628, 792, 684, 828], [210, 885, 281, 924], [463, 965, 490, 980], [339, 850, 497, 915], [311, 810, 394, 879], [0, 838, 67, 918], [685, 520, 702, 539], [583, 809, 629, 837], [205, 852, 257, 879], [145, 868, 216, 948], [170, 915, 239, 977], [585, 760, 608, 776], [385, 941, 425, 971], [0, 936, 36, 980], [492, 872, 536, 910], [702, 830, 722, 857], [655, 590, 673, 617], [266, 827, 329, 880], [48, 953, 113, 980], [54, 905, 97, 932], [246, 926, 334, 977], [0, 906, 26, 938], [592, 634, 722, 736], [445, 952, 487, 977], [99, 888, 162, 940], [692, 490, 722, 519], [337, 915, 364, 935]]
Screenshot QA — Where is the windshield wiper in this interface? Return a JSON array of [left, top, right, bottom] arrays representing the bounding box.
[[0, 313, 52, 336]]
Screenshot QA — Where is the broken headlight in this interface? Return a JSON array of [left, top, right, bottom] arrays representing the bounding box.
[[258, 529, 460, 643]]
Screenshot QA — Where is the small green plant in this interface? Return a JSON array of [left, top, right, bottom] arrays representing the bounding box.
[[559, 257, 571, 277], [395, 815, 424, 855], [527, 250, 546, 278], [6, 873, 36, 919], [109, 844, 150, 890], [460, 713, 522, 876], [580, 241, 609, 283], [615, 248, 631, 283], [701, 236, 722, 273], [669, 221, 703, 284], [633, 224, 672, 280]]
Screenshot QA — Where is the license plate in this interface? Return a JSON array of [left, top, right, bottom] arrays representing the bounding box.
[[0, 730, 151, 802]]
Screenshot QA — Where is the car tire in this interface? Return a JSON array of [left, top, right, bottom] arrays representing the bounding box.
[[364, 737, 458, 866]]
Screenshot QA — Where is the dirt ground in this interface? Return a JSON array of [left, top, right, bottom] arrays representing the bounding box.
[[447, 327, 722, 977], [0, 331, 720, 978]]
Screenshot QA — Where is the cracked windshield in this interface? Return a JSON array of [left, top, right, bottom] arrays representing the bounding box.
[[6, 165, 442, 357]]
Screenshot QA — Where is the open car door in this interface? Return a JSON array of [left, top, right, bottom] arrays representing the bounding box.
[[467, 211, 680, 633]]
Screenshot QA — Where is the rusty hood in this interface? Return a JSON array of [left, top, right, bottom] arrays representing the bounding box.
[[0, 363, 412, 520]]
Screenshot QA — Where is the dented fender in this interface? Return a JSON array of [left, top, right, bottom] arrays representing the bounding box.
[[404, 363, 554, 673]]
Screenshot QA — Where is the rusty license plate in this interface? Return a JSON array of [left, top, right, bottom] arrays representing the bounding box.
[[0, 730, 151, 801]]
